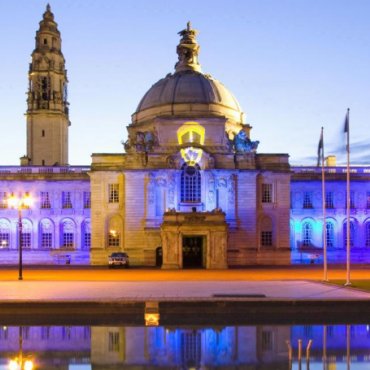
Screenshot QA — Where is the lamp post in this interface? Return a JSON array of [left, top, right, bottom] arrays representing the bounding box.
[[8, 193, 32, 281]]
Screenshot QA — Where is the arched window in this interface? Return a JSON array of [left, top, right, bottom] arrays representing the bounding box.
[[180, 164, 201, 203], [343, 221, 355, 247], [82, 219, 91, 250], [108, 216, 122, 248], [61, 219, 75, 248], [40, 218, 54, 249], [302, 222, 312, 246], [365, 222, 370, 248], [326, 222, 334, 248], [0, 219, 10, 248]]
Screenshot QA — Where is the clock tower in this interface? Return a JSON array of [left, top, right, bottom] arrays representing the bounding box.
[[25, 4, 70, 166]]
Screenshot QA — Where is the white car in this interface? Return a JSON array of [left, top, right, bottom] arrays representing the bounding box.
[[108, 252, 130, 268]]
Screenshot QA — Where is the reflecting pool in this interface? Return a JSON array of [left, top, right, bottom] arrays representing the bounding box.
[[0, 324, 370, 369]]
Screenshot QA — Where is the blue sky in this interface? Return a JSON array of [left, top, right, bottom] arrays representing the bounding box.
[[0, 0, 369, 165]]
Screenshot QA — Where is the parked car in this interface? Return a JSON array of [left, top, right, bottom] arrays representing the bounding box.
[[108, 252, 129, 268]]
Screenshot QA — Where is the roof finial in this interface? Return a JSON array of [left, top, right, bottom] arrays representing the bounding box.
[[46, 3, 51, 12], [175, 22, 201, 73]]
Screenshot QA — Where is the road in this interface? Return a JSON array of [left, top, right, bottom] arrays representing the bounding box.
[[0, 265, 368, 281]]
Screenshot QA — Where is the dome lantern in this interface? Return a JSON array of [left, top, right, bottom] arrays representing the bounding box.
[[175, 22, 201, 73]]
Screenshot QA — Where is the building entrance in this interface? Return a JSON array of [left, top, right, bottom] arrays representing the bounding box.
[[182, 236, 203, 268]]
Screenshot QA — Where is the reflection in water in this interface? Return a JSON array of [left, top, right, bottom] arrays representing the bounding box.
[[0, 324, 369, 368]]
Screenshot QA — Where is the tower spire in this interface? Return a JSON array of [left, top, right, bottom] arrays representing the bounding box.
[[175, 22, 201, 73], [25, 6, 70, 166]]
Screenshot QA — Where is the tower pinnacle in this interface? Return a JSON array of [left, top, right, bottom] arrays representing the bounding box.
[[175, 22, 201, 73], [25, 6, 70, 166]]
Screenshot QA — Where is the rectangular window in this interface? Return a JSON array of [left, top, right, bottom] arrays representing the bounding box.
[[350, 191, 355, 209], [303, 192, 313, 209], [62, 326, 71, 341], [108, 332, 120, 352], [41, 327, 50, 340], [366, 224, 370, 248], [0, 233, 9, 248], [83, 192, 91, 209], [63, 233, 74, 248], [0, 192, 7, 209], [261, 331, 273, 351], [41, 233, 52, 248], [22, 327, 30, 340], [325, 192, 334, 209], [84, 232, 91, 249], [261, 231, 273, 246], [108, 231, 120, 247], [108, 184, 119, 203], [62, 191, 72, 209], [261, 184, 272, 203], [367, 192, 370, 209], [21, 233, 31, 248], [40, 192, 51, 209]]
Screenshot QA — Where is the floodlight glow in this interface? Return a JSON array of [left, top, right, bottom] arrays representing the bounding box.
[[8, 360, 19, 370], [7, 193, 33, 209], [24, 360, 34, 370], [7, 195, 17, 208], [177, 121, 205, 145], [177, 121, 205, 165]]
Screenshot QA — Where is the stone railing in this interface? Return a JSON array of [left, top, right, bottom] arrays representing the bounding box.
[[291, 166, 370, 174], [0, 166, 90, 175]]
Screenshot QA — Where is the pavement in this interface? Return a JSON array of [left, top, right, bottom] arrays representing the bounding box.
[[0, 279, 369, 301], [0, 269, 369, 325]]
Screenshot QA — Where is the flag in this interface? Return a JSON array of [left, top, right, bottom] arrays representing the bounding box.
[[317, 127, 324, 166], [344, 108, 350, 134], [344, 108, 350, 153]]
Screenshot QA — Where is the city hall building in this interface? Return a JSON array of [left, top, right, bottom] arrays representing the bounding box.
[[0, 6, 369, 267]]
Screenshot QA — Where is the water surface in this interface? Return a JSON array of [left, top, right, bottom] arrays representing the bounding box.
[[0, 323, 369, 369]]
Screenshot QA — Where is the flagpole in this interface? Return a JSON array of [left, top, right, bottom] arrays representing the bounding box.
[[321, 127, 327, 281], [345, 108, 351, 286]]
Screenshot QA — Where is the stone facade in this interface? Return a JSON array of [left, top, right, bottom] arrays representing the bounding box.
[[25, 5, 70, 166]]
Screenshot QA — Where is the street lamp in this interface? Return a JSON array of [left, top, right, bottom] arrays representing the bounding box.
[[8, 193, 32, 281], [8, 327, 34, 370]]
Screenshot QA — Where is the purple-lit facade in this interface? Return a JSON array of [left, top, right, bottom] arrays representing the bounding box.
[[0, 166, 91, 264]]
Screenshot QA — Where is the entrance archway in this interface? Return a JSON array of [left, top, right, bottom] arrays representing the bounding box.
[[182, 236, 203, 268], [161, 211, 228, 269]]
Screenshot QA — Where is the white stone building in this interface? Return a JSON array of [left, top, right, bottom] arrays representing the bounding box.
[[1, 6, 368, 267]]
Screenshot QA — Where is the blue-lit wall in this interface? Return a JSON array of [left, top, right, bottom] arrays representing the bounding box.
[[290, 166, 370, 264]]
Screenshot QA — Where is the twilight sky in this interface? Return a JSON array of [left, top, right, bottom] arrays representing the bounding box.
[[0, 0, 369, 166]]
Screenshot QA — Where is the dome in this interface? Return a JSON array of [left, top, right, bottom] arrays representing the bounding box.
[[136, 70, 242, 113], [131, 23, 244, 124]]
